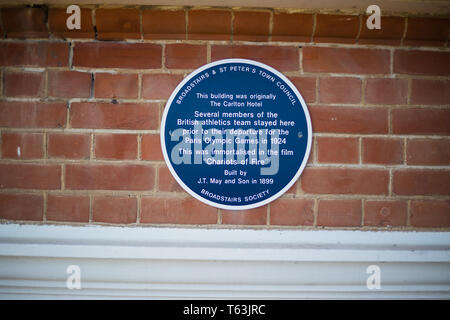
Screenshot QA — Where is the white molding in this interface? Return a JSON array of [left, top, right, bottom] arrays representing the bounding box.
[[0, 224, 449, 299]]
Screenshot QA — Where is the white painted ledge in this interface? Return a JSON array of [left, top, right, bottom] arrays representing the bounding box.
[[0, 224, 449, 299]]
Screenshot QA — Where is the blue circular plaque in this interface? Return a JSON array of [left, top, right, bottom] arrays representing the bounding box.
[[161, 59, 312, 210]]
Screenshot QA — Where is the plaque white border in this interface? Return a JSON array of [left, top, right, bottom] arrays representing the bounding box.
[[160, 59, 312, 210]]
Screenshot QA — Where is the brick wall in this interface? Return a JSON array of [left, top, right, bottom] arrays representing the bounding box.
[[0, 5, 449, 229]]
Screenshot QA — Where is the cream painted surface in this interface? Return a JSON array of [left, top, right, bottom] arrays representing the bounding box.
[[0, 224, 449, 299]]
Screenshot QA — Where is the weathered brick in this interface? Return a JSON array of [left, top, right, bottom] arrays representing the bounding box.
[[302, 168, 389, 195], [0, 193, 43, 221], [270, 198, 314, 226], [310, 106, 388, 134], [233, 11, 270, 42], [143, 9, 186, 40], [95, 134, 138, 160], [1, 7, 48, 38], [0, 101, 66, 129], [317, 137, 359, 164], [394, 50, 450, 76], [319, 77, 361, 103], [406, 139, 449, 166], [141, 134, 164, 161], [303, 47, 390, 74], [272, 12, 313, 42], [0, 164, 61, 190], [142, 74, 184, 100], [93, 196, 137, 224], [212, 45, 299, 71], [96, 8, 140, 40], [4, 71, 44, 98], [1, 132, 43, 159], [48, 71, 92, 98], [222, 206, 267, 225], [70, 102, 159, 130], [141, 197, 217, 224], [65, 164, 155, 191], [165, 44, 207, 69], [392, 108, 450, 135], [73, 42, 162, 69], [47, 133, 90, 159], [47, 195, 90, 222], [94, 73, 138, 99], [188, 10, 231, 40], [0, 42, 68, 67], [362, 138, 404, 165], [393, 169, 450, 195], [410, 200, 450, 227], [365, 78, 408, 105], [314, 14, 359, 43], [49, 7, 94, 38], [364, 200, 407, 227], [317, 199, 361, 227]]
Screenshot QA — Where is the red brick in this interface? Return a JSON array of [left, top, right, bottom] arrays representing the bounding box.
[[362, 138, 403, 165], [143, 9, 186, 40], [302, 168, 389, 195], [188, 10, 231, 40], [317, 137, 358, 164], [73, 42, 162, 69], [314, 14, 359, 43], [96, 8, 140, 40], [212, 45, 299, 71], [392, 108, 450, 135], [142, 74, 184, 100], [272, 12, 313, 42], [142, 134, 164, 161], [310, 106, 388, 134], [94, 73, 138, 99], [364, 200, 407, 227], [394, 50, 450, 76], [233, 11, 270, 42], [65, 164, 154, 191], [270, 198, 314, 226], [95, 134, 137, 160], [0, 193, 43, 221], [404, 18, 450, 47], [222, 206, 267, 225], [359, 16, 405, 45], [141, 197, 217, 224], [393, 169, 450, 196], [158, 166, 183, 192], [93, 196, 137, 224], [48, 71, 92, 98], [1, 132, 43, 159], [0, 101, 66, 129], [47, 133, 90, 159], [49, 7, 95, 39], [365, 78, 408, 105], [2, 7, 48, 38], [407, 139, 450, 166], [319, 77, 361, 103], [288, 76, 316, 103], [70, 102, 159, 130], [410, 200, 450, 228], [0, 42, 68, 67], [317, 200, 361, 227], [4, 71, 44, 97], [303, 47, 390, 74], [410, 79, 450, 105], [0, 164, 61, 190], [165, 44, 207, 69], [46, 195, 89, 222]]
